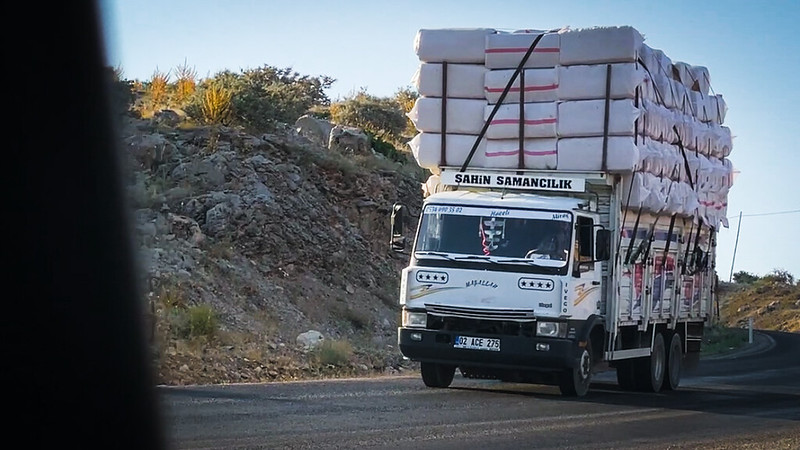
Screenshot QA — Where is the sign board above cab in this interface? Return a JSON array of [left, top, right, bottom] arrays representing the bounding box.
[[440, 170, 586, 192]]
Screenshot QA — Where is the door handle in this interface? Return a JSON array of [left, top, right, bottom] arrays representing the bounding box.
[[591, 281, 601, 285]]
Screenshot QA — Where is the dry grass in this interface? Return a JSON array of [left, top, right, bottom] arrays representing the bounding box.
[[717, 278, 800, 332]]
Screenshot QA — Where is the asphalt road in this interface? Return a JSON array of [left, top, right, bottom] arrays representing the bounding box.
[[158, 330, 800, 449]]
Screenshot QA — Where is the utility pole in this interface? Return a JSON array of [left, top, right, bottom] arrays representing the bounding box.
[[729, 211, 743, 282]]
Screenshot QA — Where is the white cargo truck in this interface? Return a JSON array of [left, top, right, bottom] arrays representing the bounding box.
[[392, 26, 733, 396]]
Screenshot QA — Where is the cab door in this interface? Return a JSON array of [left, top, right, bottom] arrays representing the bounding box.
[[571, 214, 603, 317]]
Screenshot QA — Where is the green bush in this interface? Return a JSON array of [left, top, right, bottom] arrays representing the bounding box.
[[185, 66, 334, 132], [732, 271, 759, 285], [330, 90, 407, 140], [760, 269, 794, 285], [169, 304, 218, 339], [188, 305, 218, 338], [314, 340, 353, 367]]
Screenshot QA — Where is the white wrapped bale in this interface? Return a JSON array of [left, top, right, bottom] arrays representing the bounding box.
[[690, 66, 711, 95], [412, 63, 488, 99], [640, 100, 679, 143], [672, 62, 694, 89], [558, 63, 647, 100], [639, 45, 673, 78], [556, 136, 640, 172], [621, 173, 699, 217], [406, 97, 488, 135], [696, 94, 727, 124], [414, 28, 495, 63], [557, 99, 641, 137], [559, 26, 644, 65], [408, 133, 488, 170], [673, 62, 711, 95], [485, 31, 561, 69], [484, 102, 558, 139], [484, 68, 558, 103], [484, 138, 558, 169]]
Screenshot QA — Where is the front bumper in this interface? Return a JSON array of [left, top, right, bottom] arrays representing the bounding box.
[[398, 327, 580, 371]]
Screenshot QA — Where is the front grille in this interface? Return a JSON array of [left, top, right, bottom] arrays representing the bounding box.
[[425, 304, 535, 320], [426, 314, 536, 337]]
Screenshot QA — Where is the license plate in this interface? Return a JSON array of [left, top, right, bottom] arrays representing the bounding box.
[[453, 335, 500, 351]]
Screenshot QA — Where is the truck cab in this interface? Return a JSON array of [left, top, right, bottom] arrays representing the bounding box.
[[393, 171, 612, 396]]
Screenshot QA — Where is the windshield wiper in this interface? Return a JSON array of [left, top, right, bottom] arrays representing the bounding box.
[[414, 251, 457, 261], [454, 255, 499, 264]]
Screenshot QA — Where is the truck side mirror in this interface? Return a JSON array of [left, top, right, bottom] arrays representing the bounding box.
[[595, 229, 611, 261], [390, 203, 406, 252]]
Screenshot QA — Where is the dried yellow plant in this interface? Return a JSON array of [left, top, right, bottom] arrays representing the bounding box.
[[202, 83, 232, 125]]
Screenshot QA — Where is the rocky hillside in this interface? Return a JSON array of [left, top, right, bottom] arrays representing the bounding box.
[[121, 114, 425, 385], [716, 274, 800, 333]]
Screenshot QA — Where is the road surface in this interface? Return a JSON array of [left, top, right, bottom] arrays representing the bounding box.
[[158, 330, 800, 449]]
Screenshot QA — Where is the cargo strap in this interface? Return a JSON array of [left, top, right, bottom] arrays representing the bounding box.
[[460, 31, 553, 172]]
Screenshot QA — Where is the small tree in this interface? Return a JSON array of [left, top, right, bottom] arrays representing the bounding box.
[[174, 59, 197, 105], [147, 68, 170, 110]]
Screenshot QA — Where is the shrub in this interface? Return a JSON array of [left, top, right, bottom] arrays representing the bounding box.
[[201, 83, 232, 125], [760, 269, 795, 285], [147, 68, 170, 110], [174, 59, 197, 104], [189, 66, 333, 133], [187, 305, 218, 338], [329, 90, 407, 141], [732, 271, 759, 285], [394, 86, 419, 137], [314, 340, 353, 366]]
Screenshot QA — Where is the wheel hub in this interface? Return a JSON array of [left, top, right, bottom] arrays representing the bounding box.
[[579, 350, 591, 380]]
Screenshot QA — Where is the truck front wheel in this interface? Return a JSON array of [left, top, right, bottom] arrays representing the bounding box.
[[559, 341, 593, 397], [420, 362, 456, 388]]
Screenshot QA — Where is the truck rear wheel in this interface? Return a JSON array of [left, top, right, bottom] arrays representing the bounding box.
[[635, 332, 666, 392], [662, 332, 682, 391], [420, 362, 455, 388], [558, 341, 593, 397]]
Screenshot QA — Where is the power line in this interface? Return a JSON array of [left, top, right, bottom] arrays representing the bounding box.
[[726, 209, 800, 219]]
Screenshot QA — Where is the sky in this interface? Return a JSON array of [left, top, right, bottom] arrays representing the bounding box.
[[101, 0, 800, 278]]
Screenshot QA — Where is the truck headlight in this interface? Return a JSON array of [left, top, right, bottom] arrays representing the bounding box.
[[402, 310, 427, 328], [536, 321, 567, 338]]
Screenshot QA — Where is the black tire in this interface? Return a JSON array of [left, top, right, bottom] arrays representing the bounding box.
[[635, 332, 666, 392], [662, 332, 682, 391], [615, 359, 637, 391], [420, 362, 455, 388], [559, 341, 593, 397]]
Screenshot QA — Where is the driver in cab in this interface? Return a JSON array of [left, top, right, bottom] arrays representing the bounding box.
[[528, 222, 571, 261]]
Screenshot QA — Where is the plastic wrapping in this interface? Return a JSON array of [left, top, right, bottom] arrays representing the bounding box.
[[484, 102, 557, 139], [412, 63, 487, 99]]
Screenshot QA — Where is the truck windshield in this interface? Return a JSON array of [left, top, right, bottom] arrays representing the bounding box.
[[415, 205, 572, 267]]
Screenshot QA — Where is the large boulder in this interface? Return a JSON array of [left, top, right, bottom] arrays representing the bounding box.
[[295, 115, 333, 148], [328, 125, 370, 155]]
